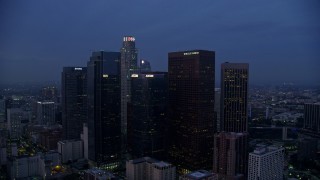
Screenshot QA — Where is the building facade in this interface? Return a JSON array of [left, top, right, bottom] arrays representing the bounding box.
[[214, 63, 249, 179], [61, 67, 87, 140], [168, 50, 215, 173], [213, 132, 247, 180], [7, 108, 30, 139], [129, 72, 168, 159], [248, 146, 284, 180], [304, 103, 320, 134], [220, 63, 249, 133], [120, 36, 138, 157], [58, 139, 84, 163], [36, 101, 55, 125], [126, 157, 176, 180], [87, 51, 122, 168]]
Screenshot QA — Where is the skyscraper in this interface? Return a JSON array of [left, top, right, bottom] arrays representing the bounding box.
[[168, 50, 215, 173], [36, 101, 55, 125], [304, 103, 320, 134], [87, 51, 121, 168], [221, 63, 249, 132], [120, 36, 138, 155], [214, 62, 249, 179], [129, 72, 168, 159], [61, 67, 87, 140]]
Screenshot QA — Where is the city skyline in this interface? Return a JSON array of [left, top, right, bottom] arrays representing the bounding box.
[[1, 0, 319, 86], [0, 1, 319, 179]]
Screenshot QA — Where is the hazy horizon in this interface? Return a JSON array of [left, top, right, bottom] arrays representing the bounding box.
[[1, 0, 319, 86]]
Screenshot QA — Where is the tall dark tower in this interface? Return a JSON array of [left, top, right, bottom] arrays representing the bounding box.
[[61, 67, 87, 140], [168, 50, 215, 174], [120, 36, 138, 157], [214, 62, 249, 179], [221, 63, 249, 132], [87, 51, 121, 169], [129, 72, 168, 160]]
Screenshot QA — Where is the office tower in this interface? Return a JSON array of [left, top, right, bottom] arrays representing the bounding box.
[[221, 63, 249, 132], [0, 97, 6, 122], [120, 36, 138, 155], [140, 59, 152, 72], [168, 50, 215, 173], [214, 88, 221, 132], [129, 72, 167, 159], [213, 132, 247, 180], [87, 51, 121, 168], [0, 129, 7, 165], [36, 101, 55, 125], [214, 63, 249, 179], [248, 146, 284, 180], [179, 170, 217, 180], [126, 157, 176, 180], [58, 139, 84, 163], [61, 67, 87, 139], [7, 108, 30, 139], [304, 103, 320, 134]]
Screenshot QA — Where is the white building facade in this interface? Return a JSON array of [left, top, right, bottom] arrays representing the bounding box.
[[248, 146, 285, 180]]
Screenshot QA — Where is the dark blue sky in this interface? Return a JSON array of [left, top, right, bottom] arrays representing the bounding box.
[[1, 0, 319, 86]]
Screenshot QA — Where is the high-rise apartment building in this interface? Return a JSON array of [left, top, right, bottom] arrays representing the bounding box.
[[61, 67, 87, 140], [87, 51, 121, 168], [36, 101, 55, 125], [304, 103, 320, 134], [129, 72, 168, 159], [168, 50, 215, 173], [221, 63, 249, 132], [248, 145, 284, 180]]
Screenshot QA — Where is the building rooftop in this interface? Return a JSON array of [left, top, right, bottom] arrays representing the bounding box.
[[153, 161, 171, 168], [251, 145, 284, 155], [184, 170, 216, 179], [129, 157, 158, 164]]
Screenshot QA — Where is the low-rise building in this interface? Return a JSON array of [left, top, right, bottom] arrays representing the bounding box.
[[126, 157, 176, 180], [58, 139, 83, 163]]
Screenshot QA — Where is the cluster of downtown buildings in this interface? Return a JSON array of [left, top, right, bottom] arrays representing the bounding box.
[[58, 36, 286, 179], [1, 36, 319, 179]]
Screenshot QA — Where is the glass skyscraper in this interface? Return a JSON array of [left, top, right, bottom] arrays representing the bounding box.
[[120, 36, 138, 155], [129, 72, 168, 160], [87, 51, 121, 169], [61, 67, 87, 140]]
